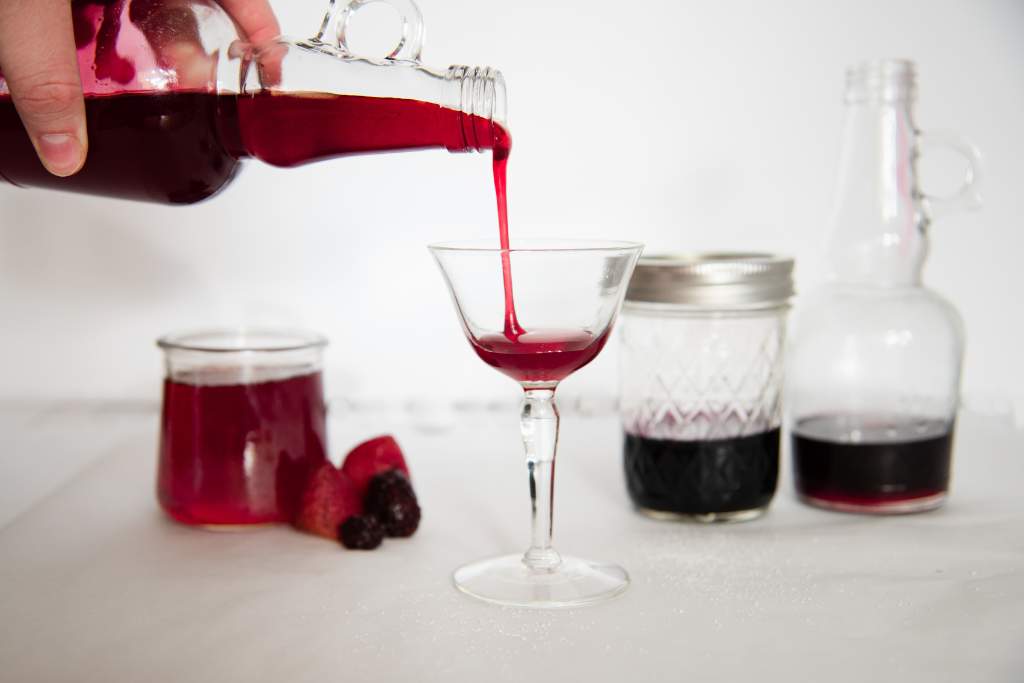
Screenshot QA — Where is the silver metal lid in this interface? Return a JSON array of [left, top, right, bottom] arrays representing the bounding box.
[[625, 253, 794, 308]]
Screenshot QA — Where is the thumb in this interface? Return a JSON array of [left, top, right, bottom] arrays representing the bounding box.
[[0, 0, 87, 177]]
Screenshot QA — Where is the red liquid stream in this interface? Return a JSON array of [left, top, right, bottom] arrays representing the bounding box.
[[490, 126, 524, 340], [158, 370, 328, 526]]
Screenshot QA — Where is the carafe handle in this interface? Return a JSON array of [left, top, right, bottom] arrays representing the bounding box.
[[918, 131, 983, 220], [316, 0, 425, 63]]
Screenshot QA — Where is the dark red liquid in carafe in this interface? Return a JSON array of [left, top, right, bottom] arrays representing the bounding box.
[[158, 370, 328, 526], [792, 415, 953, 512]]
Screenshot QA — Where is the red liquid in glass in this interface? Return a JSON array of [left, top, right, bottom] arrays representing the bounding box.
[[470, 329, 609, 384], [158, 370, 328, 526]]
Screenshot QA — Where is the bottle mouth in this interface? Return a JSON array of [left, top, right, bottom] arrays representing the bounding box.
[[845, 59, 916, 103]]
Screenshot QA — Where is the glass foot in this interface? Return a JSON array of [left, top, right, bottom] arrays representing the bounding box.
[[453, 554, 629, 608]]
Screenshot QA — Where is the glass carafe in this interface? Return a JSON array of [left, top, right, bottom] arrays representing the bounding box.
[[787, 60, 980, 514], [0, 0, 506, 204]]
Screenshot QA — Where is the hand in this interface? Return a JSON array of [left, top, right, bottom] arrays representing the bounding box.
[[0, 0, 280, 178]]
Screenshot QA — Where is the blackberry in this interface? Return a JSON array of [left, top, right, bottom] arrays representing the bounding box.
[[338, 515, 384, 550], [364, 469, 421, 537]]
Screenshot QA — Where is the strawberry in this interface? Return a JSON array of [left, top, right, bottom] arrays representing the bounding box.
[[292, 462, 362, 540], [340, 435, 409, 499]]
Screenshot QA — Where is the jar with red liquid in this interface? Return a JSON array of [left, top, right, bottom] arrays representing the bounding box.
[[157, 329, 329, 527], [0, 0, 507, 204], [619, 254, 794, 522], [787, 61, 979, 514]]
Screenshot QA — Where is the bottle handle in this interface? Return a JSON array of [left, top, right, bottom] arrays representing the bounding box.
[[917, 130, 983, 220], [317, 0, 425, 63]]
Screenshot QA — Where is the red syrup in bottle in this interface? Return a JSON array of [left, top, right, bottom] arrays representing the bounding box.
[[0, 91, 510, 204]]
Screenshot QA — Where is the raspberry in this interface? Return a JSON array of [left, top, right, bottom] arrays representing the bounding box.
[[338, 515, 384, 550], [364, 469, 421, 538]]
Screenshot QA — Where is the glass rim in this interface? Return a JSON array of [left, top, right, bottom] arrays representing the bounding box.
[[427, 238, 644, 254], [156, 328, 328, 353]]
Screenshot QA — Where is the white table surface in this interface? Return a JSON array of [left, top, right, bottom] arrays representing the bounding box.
[[1, 404, 1022, 682]]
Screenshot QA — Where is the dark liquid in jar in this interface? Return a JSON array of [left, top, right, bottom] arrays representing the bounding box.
[[623, 428, 780, 516]]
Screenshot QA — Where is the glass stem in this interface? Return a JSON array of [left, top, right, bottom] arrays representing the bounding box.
[[520, 388, 561, 572]]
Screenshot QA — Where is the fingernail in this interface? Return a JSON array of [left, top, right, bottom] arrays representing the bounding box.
[[37, 133, 85, 177]]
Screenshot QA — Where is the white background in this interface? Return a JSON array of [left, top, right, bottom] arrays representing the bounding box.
[[0, 0, 1021, 413]]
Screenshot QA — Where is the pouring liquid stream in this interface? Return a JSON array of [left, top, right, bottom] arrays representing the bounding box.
[[490, 126, 524, 341]]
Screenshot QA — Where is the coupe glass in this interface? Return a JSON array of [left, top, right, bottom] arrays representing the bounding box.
[[429, 239, 643, 608]]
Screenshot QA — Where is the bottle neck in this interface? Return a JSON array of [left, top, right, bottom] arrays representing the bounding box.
[[826, 64, 926, 287], [443, 65, 508, 155], [230, 48, 507, 166]]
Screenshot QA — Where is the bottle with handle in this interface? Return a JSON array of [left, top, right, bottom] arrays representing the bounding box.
[[786, 59, 981, 514], [0, 0, 507, 204]]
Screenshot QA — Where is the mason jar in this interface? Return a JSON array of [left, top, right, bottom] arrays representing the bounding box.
[[619, 254, 794, 522]]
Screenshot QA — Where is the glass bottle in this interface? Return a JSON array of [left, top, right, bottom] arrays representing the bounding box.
[[787, 60, 981, 514], [0, 0, 506, 204]]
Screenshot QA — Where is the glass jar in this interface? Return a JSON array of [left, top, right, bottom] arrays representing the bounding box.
[[787, 60, 978, 514], [619, 254, 794, 522], [157, 329, 328, 527], [0, 0, 506, 204]]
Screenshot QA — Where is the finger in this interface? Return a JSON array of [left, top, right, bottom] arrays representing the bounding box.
[[218, 0, 284, 88], [0, 0, 87, 177], [130, 0, 215, 89], [256, 41, 284, 89], [218, 0, 280, 44]]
